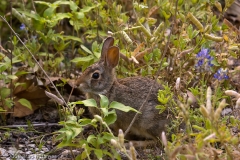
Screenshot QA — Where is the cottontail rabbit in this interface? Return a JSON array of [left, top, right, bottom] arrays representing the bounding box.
[[76, 37, 170, 143]]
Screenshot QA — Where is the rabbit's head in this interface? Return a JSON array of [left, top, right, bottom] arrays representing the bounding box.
[[76, 37, 120, 95]]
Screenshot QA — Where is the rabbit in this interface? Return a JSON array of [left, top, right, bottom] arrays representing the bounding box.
[[76, 37, 171, 144]]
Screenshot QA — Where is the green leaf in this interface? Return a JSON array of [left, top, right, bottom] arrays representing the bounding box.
[[71, 127, 82, 139], [7, 75, 18, 80], [0, 87, 10, 99], [81, 99, 97, 107], [101, 108, 108, 117], [69, 1, 78, 11], [17, 10, 42, 21], [80, 4, 99, 13], [71, 55, 94, 63], [0, 107, 6, 112], [109, 101, 140, 113], [192, 125, 206, 132], [43, 7, 56, 18], [15, 71, 30, 76], [81, 45, 93, 54], [104, 111, 117, 125], [63, 35, 82, 43], [54, 13, 72, 21], [3, 98, 13, 108], [75, 12, 85, 19], [18, 98, 32, 110], [87, 135, 97, 147], [99, 94, 109, 108], [78, 118, 92, 126], [65, 130, 73, 143], [94, 149, 103, 159], [102, 132, 115, 141], [34, 1, 52, 7], [155, 105, 166, 114], [67, 115, 77, 122]]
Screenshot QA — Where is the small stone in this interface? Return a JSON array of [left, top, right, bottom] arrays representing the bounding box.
[[7, 147, 18, 155], [25, 150, 32, 155], [18, 144, 25, 148], [28, 144, 36, 148], [14, 155, 25, 160], [221, 108, 232, 116], [41, 147, 49, 152], [0, 148, 9, 157], [27, 154, 37, 160]]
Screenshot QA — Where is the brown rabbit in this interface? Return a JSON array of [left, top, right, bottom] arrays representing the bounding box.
[[76, 37, 170, 144]]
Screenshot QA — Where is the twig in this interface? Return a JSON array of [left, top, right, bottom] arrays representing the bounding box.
[[0, 123, 61, 128], [31, 0, 37, 12], [124, 0, 179, 137], [0, 15, 72, 114]]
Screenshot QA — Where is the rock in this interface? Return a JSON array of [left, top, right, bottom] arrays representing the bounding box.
[[0, 148, 9, 157], [28, 144, 36, 148]]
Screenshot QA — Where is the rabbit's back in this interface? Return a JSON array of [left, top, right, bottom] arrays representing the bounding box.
[[107, 77, 170, 140]]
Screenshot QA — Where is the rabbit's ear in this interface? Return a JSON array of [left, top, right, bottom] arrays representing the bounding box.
[[100, 37, 114, 61], [105, 46, 119, 68]]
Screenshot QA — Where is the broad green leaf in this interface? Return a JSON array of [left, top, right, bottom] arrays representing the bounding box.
[[99, 94, 109, 108], [71, 127, 82, 139], [81, 99, 97, 107], [17, 10, 42, 21], [15, 71, 30, 76], [101, 108, 108, 117], [53, 0, 71, 5], [67, 115, 77, 122], [7, 75, 18, 80], [54, 13, 72, 21], [104, 112, 117, 125], [78, 118, 92, 126], [63, 35, 82, 43], [0, 87, 10, 99], [56, 133, 65, 141], [71, 55, 94, 63], [65, 130, 73, 143], [80, 4, 100, 13], [109, 101, 140, 113], [69, 1, 78, 11], [0, 107, 6, 112], [43, 7, 56, 18], [75, 12, 84, 19], [81, 150, 87, 159], [94, 149, 103, 159], [18, 98, 32, 110], [4, 99, 13, 108], [80, 45, 93, 54], [102, 132, 114, 141], [87, 135, 97, 147], [35, 1, 52, 7]]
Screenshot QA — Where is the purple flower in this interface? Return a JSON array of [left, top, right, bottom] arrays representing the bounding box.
[[20, 23, 26, 30], [195, 48, 214, 71], [213, 68, 229, 80]]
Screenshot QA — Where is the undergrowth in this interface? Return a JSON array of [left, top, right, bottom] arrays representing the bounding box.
[[0, 0, 240, 159]]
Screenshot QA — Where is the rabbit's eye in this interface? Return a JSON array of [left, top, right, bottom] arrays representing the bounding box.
[[92, 72, 100, 79]]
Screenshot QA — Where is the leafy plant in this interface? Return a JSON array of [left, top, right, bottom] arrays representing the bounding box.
[[56, 94, 138, 159]]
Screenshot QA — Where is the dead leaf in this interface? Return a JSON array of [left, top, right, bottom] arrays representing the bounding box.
[[12, 98, 38, 117]]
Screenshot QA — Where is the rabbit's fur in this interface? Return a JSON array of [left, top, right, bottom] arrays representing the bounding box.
[[76, 37, 170, 141]]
